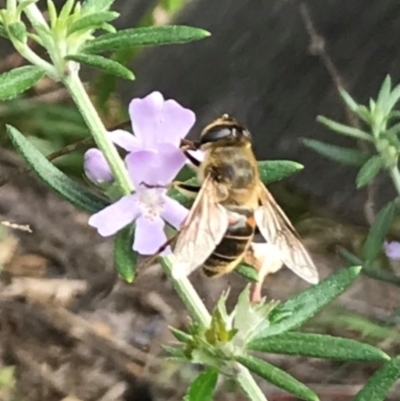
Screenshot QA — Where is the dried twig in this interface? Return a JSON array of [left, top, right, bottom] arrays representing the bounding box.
[[0, 220, 32, 233]]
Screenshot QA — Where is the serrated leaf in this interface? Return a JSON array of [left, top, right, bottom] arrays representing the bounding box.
[[362, 201, 395, 263], [356, 155, 383, 188], [317, 116, 373, 142], [236, 355, 318, 401], [302, 138, 369, 167], [65, 53, 134, 80], [183, 368, 218, 401], [0, 66, 44, 100], [251, 266, 362, 339], [67, 11, 119, 35], [8, 21, 27, 42], [234, 263, 259, 282], [7, 125, 108, 213], [113, 225, 137, 282], [352, 356, 400, 401], [248, 332, 389, 362], [258, 160, 303, 184], [83, 25, 210, 53]]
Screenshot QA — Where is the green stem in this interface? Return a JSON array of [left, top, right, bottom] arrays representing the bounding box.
[[63, 68, 133, 194], [236, 364, 269, 401], [388, 165, 400, 198], [159, 257, 210, 328]]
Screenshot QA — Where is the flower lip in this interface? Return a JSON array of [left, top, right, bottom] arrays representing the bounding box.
[[84, 148, 114, 184]]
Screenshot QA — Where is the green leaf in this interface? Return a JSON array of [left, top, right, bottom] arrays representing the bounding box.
[[258, 160, 303, 184], [236, 355, 318, 401], [65, 53, 134, 80], [83, 25, 211, 53], [387, 83, 400, 114], [352, 356, 400, 401], [169, 327, 193, 343], [339, 88, 359, 112], [113, 225, 137, 283], [82, 0, 115, 12], [0, 25, 9, 39], [248, 332, 389, 362], [183, 368, 219, 401], [47, 0, 58, 28], [67, 11, 119, 35], [234, 263, 259, 282], [317, 116, 373, 142], [251, 266, 362, 339], [59, 0, 75, 21], [356, 155, 383, 188], [302, 138, 369, 167], [0, 66, 44, 100], [6, 125, 108, 213], [376, 75, 392, 112], [362, 201, 395, 263], [8, 21, 27, 42]]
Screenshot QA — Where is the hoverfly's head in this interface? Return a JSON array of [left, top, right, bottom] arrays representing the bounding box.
[[199, 114, 252, 149]]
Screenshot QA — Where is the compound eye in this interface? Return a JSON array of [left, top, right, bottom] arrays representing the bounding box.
[[200, 127, 232, 145]]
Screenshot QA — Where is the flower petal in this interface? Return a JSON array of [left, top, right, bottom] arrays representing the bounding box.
[[129, 92, 165, 148], [133, 216, 167, 255], [84, 148, 113, 183], [161, 196, 188, 229], [88, 194, 139, 236], [159, 99, 196, 147], [384, 241, 400, 260], [109, 129, 141, 152], [129, 91, 195, 149], [125, 144, 185, 187]]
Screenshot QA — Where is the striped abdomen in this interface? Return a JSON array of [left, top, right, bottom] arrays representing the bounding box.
[[202, 207, 256, 277]]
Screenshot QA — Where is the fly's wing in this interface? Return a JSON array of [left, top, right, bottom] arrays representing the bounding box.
[[254, 182, 319, 284], [172, 174, 229, 279]]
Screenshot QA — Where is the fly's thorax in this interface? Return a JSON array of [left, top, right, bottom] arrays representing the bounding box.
[[199, 143, 259, 197]]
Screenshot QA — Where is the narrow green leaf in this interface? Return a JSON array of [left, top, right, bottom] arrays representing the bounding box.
[[162, 345, 186, 359], [317, 116, 373, 142], [352, 356, 400, 401], [258, 160, 303, 184], [59, 0, 75, 21], [362, 201, 395, 263], [47, 0, 58, 28], [236, 355, 318, 401], [387, 83, 400, 114], [169, 327, 192, 343], [183, 368, 218, 401], [248, 332, 389, 362], [356, 155, 383, 188], [8, 21, 27, 42], [83, 25, 211, 53], [302, 138, 369, 167], [0, 66, 44, 101], [234, 263, 259, 282], [67, 11, 119, 35], [7, 125, 108, 213], [113, 225, 137, 283], [339, 88, 359, 112], [376, 75, 392, 111], [252, 266, 362, 339], [65, 53, 134, 80]]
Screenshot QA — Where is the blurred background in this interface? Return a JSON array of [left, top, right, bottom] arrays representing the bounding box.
[[0, 0, 400, 400]]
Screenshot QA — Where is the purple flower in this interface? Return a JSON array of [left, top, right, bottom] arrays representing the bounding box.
[[384, 241, 400, 260], [83, 92, 196, 185], [88, 147, 188, 255]]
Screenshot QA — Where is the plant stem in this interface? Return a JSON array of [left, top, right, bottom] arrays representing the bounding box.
[[63, 68, 133, 195], [159, 257, 211, 327], [237, 364, 269, 401], [388, 165, 400, 198]]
